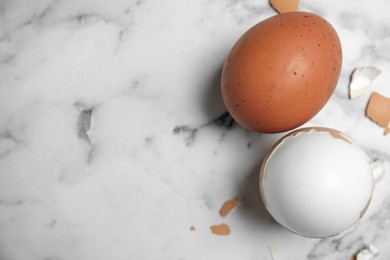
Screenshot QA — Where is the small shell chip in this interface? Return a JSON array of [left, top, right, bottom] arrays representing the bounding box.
[[219, 197, 242, 217], [270, 0, 299, 14], [268, 246, 278, 260], [354, 244, 379, 260], [366, 92, 390, 130], [385, 122, 390, 136], [371, 159, 386, 183], [349, 67, 381, 99], [210, 223, 231, 236]]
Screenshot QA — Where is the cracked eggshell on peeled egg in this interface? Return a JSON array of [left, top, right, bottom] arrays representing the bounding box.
[[259, 127, 374, 238], [221, 12, 342, 133]]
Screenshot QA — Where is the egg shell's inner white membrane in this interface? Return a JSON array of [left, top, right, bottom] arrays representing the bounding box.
[[262, 131, 374, 238]]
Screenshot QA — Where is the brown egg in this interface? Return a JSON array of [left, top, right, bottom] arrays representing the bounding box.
[[221, 11, 342, 133]]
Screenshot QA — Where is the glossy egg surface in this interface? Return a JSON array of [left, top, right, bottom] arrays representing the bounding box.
[[260, 127, 374, 238], [221, 12, 342, 133]]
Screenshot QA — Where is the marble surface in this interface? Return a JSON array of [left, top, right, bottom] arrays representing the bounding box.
[[1, 0, 390, 259]]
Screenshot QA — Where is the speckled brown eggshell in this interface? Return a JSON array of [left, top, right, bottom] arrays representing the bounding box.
[[221, 11, 342, 133]]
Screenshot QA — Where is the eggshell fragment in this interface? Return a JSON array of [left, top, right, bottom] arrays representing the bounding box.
[[267, 246, 278, 260], [219, 196, 242, 217], [366, 92, 390, 128], [210, 224, 231, 236], [371, 159, 386, 183], [354, 245, 379, 260], [349, 67, 381, 99], [385, 122, 390, 136], [270, 0, 299, 13]]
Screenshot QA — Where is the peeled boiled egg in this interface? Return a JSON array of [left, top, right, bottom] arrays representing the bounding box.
[[221, 12, 342, 133], [259, 127, 374, 238]]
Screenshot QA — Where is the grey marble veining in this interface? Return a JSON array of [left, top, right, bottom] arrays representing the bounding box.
[[1, 0, 390, 259]]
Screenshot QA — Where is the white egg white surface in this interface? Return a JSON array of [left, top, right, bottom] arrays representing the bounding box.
[[261, 128, 374, 238]]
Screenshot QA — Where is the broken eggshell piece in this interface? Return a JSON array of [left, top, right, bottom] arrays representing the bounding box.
[[270, 0, 299, 13], [259, 127, 375, 238], [349, 67, 381, 99], [219, 196, 242, 217], [366, 91, 390, 134], [354, 244, 379, 260], [385, 122, 390, 136], [210, 223, 231, 236]]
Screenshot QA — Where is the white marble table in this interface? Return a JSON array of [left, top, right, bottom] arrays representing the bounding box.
[[1, 0, 390, 259]]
